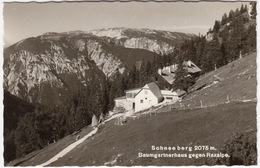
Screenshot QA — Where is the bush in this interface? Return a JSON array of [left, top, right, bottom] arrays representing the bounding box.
[[206, 130, 257, 165]]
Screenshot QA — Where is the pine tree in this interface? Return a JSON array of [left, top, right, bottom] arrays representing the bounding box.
[[235, 8, 240, 17], [201, 33, 223, 71], [194, 36, 206, 67], [244, 4, 248, 13], [139, 61, 148, 85], [228, 10, 235, 20], [229, 18, 246, 61], [102, 77, 110, 114], [245, 24, 256, 53], [240, 4, 245, 14], [250, 2, 257, 19], [213, 20, 221, 32], [221, 13, 228, 25], [173, 62, 194, 93]]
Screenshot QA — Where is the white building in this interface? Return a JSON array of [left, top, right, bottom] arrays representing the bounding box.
[[114, 87, 141, 111], [114, 82, 180, 113], [134, 82, 164, 112], [160, 90, 179, 103]]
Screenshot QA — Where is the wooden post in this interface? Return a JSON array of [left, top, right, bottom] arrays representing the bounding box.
[[200, 100, 203, 108], [227, 95, 230, 103]]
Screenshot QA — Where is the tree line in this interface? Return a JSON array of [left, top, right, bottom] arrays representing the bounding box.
[[172, 3, 256, 91]]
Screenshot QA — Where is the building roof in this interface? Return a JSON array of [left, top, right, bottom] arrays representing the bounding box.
[[183, 61, 202, 74], [125, 87, 142, 93], [146, 82, 164, 100], [114, 96, 126, 100], [171, 67, 178, 73], [158, 60, 201, 85], [161, 90, 178, 96], [161, 70, 176, 84]]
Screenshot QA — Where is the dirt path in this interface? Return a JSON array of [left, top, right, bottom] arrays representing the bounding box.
[[38, 128, 98, 166], [38, 113, 124, 167]]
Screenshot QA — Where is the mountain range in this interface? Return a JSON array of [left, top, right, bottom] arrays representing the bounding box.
[[4, 28, 196, 105]]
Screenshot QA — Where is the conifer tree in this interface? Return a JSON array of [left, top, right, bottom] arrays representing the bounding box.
[[221, 13, 228, 25], [250, 2, 257, 19], [240, 4, 245, 14], [213, 20, 221, 32], [229, 18, 246, 61], [173, 62, 194, 93]]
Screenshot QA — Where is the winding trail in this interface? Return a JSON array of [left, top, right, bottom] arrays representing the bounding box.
[[38, 128, 98, 167], [38, 113, 124, 167]]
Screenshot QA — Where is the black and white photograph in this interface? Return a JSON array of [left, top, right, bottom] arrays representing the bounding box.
[[2, 0, 257, 166]]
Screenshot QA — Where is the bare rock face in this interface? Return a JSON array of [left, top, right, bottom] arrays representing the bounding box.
[[123, 37, 175, 54], [4, 28, 196, 105], [3, 34, 119, 105], [89, 27, 196, 54], [74, 38, 125, 77]]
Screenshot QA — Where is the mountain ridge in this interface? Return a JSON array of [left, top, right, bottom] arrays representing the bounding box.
[[4, 27, 195, 105]]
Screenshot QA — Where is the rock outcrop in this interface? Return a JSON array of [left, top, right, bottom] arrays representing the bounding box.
[[4, 28, 196, 105]]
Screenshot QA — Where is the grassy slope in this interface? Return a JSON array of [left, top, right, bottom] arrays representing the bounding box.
[[6, 126, 93, 166], [17, 52, 257, 166], [48, 102, 256, 166], [174, 52, 256, 109]]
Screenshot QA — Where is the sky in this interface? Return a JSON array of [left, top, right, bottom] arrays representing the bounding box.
[[3, 1, 249, 47]]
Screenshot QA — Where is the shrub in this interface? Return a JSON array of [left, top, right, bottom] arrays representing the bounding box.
[[206, 130, 257, 165]]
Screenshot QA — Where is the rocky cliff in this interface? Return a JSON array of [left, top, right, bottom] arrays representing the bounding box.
[[4, 28, 196, 105]]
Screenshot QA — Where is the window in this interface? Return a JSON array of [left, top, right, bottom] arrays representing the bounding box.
[[126, 93, 134, 98], [140, 100, 143, 103], [130, 93, 134, 98], [126, 93, 131, 98], [166, 97, 173, 100], [145, 97, 147, 100]]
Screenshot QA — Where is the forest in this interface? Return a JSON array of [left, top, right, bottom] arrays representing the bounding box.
[[4, 2, 257, 163]]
